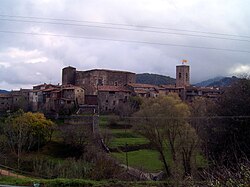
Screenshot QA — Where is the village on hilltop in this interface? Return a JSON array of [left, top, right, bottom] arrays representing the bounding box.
[[0, 63, 222, 115]]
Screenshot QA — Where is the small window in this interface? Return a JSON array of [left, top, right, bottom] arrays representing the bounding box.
[[98, 79, 103, 86], [106, 99, 108, 103], [113, 101, 116, 105], [179, 72, 181, 79], [114, 81, 118, 86], [186, 73, 188, 80]]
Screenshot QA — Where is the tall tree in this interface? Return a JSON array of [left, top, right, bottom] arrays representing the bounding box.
[[134, 94, 199, 177]]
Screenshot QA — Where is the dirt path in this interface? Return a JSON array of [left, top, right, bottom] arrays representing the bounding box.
[[0, 168, 26, 178]]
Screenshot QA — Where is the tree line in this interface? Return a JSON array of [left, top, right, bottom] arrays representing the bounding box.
[[131, 78, 250, 184]]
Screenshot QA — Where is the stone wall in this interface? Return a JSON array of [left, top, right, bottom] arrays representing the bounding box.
[[75, 69, 135, 95], [98, 91, 130, 114]]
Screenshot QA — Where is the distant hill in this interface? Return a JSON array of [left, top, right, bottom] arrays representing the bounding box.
[[195, 76, 239, 87], [195, 77, 224, 87], [136, 73, 175, 85], [0, 89, 9, 94]]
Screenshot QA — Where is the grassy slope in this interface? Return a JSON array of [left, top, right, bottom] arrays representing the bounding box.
[[100, 115, 207, 173], [112, 149, 163, 172], [99, 116, 163, 172], [109, 137, 149, 148]]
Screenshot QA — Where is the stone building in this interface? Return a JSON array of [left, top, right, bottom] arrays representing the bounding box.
[[30, 84, 60, 112], [0, 94, 12, 112], [30, 83, 85, 114], [126, 83, 160, 98], [11, 89, 32, 111], [97, 85, 131, 113], [158, 85, 185, 99], [184, 86, 222, 101], [62, 66, 136, 95], [61, 85, 85, 105], [176, 65, 190, 87]]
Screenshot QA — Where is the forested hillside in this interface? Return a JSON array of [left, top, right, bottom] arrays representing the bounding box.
[[136, 73, 175, 85]]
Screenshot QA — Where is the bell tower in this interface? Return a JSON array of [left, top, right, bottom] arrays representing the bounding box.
[[176, 60, 190, 87]]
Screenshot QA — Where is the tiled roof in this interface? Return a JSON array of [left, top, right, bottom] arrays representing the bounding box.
[[98, 85, 131, 92], [43, 88, 59, 92], [61, 85, 84, 90], [127, 83, 157, 88], [160, 85, 182, 89], [0, 94, 12, 98]]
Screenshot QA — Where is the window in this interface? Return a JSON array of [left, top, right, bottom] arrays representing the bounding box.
[[186, 73, 189, 80], [98, 78, 103, 85], [179, 72, 182, 79], [113, 100, 116, 105], [114, 81, 118, 86]]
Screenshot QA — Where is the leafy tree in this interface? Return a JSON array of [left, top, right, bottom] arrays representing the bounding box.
[[3, 110, 56, 168], [134, 94, 199, 178]]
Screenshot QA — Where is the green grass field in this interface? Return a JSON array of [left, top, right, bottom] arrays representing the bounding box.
[[109, 137, 149, 148], [112, 149, 163, 172], [99, 115, 163, 172], [100, 115, 207, 173], [110, 129, 139, 137]]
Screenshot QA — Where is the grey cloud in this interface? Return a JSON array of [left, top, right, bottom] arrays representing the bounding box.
[[0, 0, 249, 89]]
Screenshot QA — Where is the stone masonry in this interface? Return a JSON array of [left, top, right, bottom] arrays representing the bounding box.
[[62, 66, 136, 95]]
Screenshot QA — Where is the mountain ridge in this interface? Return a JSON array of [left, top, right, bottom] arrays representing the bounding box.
[[0, 89, 9, 94], [195, 76, 238, 87], [136, 73, 238, 87], [136, 73, 176, 85]]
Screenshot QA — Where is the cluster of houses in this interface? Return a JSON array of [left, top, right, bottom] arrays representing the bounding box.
[[0, 84, 85, 115], [0, 64, 222, 115]]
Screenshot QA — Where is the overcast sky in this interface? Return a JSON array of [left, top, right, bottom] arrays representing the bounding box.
[[0, 0, 250, 90]]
